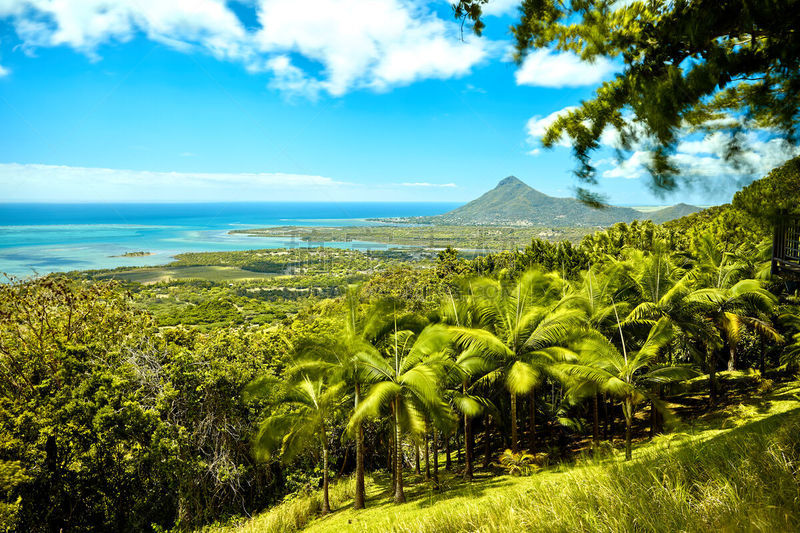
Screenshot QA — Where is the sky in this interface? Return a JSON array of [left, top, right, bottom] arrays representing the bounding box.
[[0, 0, 797, 205]]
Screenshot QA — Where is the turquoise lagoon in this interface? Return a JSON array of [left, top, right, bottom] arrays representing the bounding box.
[[0, 202, 458, 278]]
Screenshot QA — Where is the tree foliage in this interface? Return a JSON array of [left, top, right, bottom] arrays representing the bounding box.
[[455, 0, 800, 201]]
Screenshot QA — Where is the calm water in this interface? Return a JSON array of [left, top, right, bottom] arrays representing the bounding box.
[[0, 202, 459, 278]]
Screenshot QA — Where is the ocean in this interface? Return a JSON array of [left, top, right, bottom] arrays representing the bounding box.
[[0, 202, 460, 278]]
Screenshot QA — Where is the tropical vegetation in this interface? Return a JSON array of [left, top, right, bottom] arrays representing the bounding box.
[[0, 158, 799, 532]]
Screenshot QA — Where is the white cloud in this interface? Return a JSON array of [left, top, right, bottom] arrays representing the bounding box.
[[265, 55, 324, 100], [0, 0, 494, 97], [481, 0, 521, 17], [2, 0, 249, 60], [603, 132, 800, 181], [602, 150, 651, 179], [524, 103, 800, 184], [515, 48, 616, 88], [0, 63, 8, 76], [400, 182, 457, 187], [676, 131, 732, 155], [0, 163, 351, 202], [525, 106, 578, 148], [253, 0, 491, 96]]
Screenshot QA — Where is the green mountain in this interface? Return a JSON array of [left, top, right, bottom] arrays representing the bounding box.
[[426, 176, 699, 227], [646, 202, 703, 224]]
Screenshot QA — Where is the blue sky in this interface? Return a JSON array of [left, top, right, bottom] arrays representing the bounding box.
[[0, 0, 796, 205]]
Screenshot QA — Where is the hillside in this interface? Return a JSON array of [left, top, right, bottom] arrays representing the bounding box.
[[661, 156, 800, 246], [204, 378, 800, 533], [396, 176, 699, 227], [645, 202, 703, 224]]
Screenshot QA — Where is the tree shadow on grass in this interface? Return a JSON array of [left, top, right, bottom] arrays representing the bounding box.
[[317, 470, 516, 524]]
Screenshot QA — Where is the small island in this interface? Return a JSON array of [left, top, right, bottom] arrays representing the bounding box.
[[111, 251, 154, 257]]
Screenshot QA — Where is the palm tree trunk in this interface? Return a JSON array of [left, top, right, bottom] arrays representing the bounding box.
[[337, 444, 349, 478], [510, 392, 518, 453], [354, 382, 365, 509], [759, 337, 765, 375], [432, 429, 439, 487], [322, 435, 331, 514], [463, 382, 473, 481], [415, 443, 421, 475], [424, 421, 431, 481], [592, 393, 600, 445], [464, 412, 473, 481], [445, 435, 452, 471], [393, 399, 406, 504], [389, 426, 395, 486], [528, 389, 536, 452], [649, 401, 656, 438], [709, 349, 718, 407], [457, 429, 463, 464], [483, 416, 492, 469], [624, 401, 632, 461]]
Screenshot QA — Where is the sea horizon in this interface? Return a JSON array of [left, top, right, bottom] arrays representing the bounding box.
[[0, 201, 462, 278]]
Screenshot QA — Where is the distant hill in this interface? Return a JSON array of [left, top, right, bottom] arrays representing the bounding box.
[[646, 203, 703, 224], [662, 155, 800, 245], [407, 176, 700, 227]]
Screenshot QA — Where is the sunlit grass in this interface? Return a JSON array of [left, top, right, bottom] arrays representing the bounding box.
[[94, 265, 277, 283], [207, 382, 800, 533]]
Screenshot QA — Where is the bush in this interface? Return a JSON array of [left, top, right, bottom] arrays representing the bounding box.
[[493, 450, 542, 476]]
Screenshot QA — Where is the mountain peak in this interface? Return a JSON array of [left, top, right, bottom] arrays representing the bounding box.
[[425, 174, 697, 227], [496, 176, 525, 188]]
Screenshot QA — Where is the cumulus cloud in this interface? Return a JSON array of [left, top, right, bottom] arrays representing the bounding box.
[[602, 132, 800, 182], [525, 106, 578, 148], [1, 0, 249, 60], [601, 151, 651, 179], [0, 163, 351, 202], [481, 0, 521, 16], [253, 0, 491, 95], [264, 55, 325, 100], [525, 104, 800, 186], [515, 49, 616, 88], [0, 0, 493, 97]]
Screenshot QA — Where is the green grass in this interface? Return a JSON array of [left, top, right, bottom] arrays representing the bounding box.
[[231, 225, 593, 249], [92, 265, 278, 283], [206, 382, 800, 533]]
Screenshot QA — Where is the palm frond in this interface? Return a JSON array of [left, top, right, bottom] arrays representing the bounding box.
[[506, 360, 540, 394], [348, 381, 401, 431]]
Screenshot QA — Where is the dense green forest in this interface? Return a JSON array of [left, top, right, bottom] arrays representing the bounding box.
[[1, 159, 800, 532]]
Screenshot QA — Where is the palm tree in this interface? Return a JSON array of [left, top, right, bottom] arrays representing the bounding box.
[[620, 246, 708, 432], [438, 345, 495, 480], [692, 233, 745, 291], [561, 317, 694, 460], [688, 279, 780, 402], [779, 311, 800, 371], [247, 376, 345, 515], [558, 263, 628, 443], [438, 289, 496, 480], [349, 323, 446, 503], [289, 287, 393, 510], [447, 270, 581, 453]]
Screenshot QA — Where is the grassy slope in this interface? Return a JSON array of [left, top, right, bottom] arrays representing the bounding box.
[[208, 380, 800, 533], [232, 225, 593, 248], [91, 265, 277, 284]]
